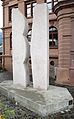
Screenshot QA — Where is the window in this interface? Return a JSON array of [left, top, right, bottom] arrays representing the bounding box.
[[50, 61, 55, 66], [27, 29, 32, 42], [29, 58, 31, 65], [49, 26, 58, 48], [45, 0, 58, 13], [25, 1, 36, 18], [10, 32, 12, 49], [9, 4, 18, 22]]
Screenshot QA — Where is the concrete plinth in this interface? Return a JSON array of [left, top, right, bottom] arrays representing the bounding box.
[[0, 81, 73, 116]]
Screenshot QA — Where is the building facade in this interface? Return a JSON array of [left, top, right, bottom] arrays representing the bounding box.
[[1, 0, 74, 85]]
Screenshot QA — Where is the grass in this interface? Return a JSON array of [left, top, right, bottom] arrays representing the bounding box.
[[0, 102, 15, 119]]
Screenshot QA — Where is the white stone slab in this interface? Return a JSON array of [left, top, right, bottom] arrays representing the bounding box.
[[31, 3, 49, 90], [0, 81, 73, 116], [12, 9, 30, 87]]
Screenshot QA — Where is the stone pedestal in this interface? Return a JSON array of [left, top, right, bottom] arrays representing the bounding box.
[[0, 81, 73, 116]]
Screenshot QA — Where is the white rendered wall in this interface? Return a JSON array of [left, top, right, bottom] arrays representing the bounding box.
[[31, 3, 49, 90], [12, 9, 30, 87]]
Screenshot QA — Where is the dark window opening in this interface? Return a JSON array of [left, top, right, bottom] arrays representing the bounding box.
[[50, 61, 55, 66], [49, 26, 58, 48], [69, 100, 73, 105], [10, 32, 12, 49], [9, 4, 18, 22], [27, 29, 32, 42], [45, 0, 58, 13], [29, 59, 31, 64], [25, 1, 36, 18]]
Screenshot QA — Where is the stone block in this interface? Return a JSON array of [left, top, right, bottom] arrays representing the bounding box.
[[12, 9, 30, 87], [31, 3, 49, 90], [0, 81, 73, 116], [56, 67, 69, 84]]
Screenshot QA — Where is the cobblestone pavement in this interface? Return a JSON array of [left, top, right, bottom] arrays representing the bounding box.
[[0, 71, 74, 119]]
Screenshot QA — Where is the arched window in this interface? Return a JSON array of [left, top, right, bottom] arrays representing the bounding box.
[[49, 26, 58, 48], [50, 61, 55, 66], [27, 29, 32, 42], [10, 32, 12, 49]]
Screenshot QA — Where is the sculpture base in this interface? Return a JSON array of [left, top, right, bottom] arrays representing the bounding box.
[[0, 81, 73, 116]]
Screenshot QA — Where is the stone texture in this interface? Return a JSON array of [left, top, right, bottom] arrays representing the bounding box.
[[0, 81, 73, 116], [36, 0, 45, 4], [31, 3, 49, 90], [56, 67, 69, 85], [0, 73, 74, 119], [69, 17, 74, 82], [55, 3, 74, 85], [12, 9, 30, 87]]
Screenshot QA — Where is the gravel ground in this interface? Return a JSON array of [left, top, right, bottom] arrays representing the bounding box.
[[0, 71, 74, 119]]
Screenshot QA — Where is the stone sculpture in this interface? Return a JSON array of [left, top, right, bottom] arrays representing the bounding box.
[[12, 9, 30, 87], [31, 3, 49, 90], [2, 3, 72, 116]]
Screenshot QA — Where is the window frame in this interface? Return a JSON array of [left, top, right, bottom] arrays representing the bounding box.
[[9, 4, 18, 22], [27, 29, 32, 42], [25, 1, 36, 18], [49, 26, 58, 48], [10, 32, 12, 49], [45, 0, 58, 13]]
